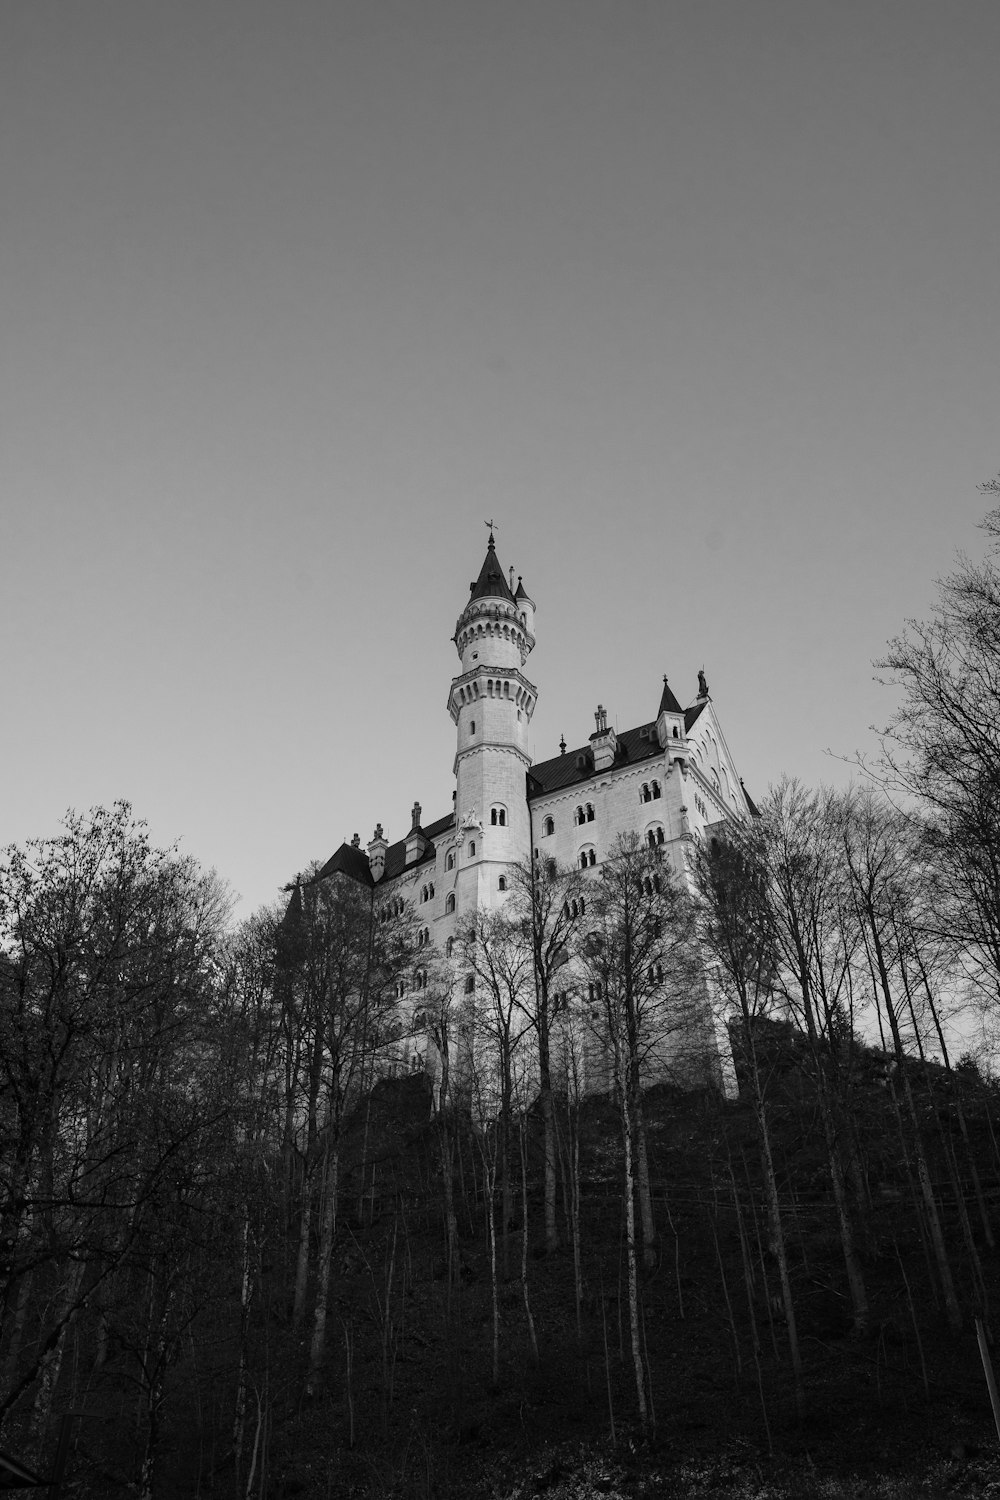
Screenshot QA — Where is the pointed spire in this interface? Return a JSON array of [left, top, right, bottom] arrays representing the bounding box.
[[658, 675, 683, 715], [469, 531, 516, 603]]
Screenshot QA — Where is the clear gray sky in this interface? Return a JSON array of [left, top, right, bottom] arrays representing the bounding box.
[[2, 1, 998, 917]]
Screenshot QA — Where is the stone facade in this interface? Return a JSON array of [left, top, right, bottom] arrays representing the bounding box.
[[308, 532, 755, 1091]]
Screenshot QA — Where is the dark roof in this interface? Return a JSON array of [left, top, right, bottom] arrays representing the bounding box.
[[658, 677, 684, 716], [315, 842, 375, 886], [514, 575, 533, 603], [741, 781, 761, 818], [383, 812, 454, 881], [313, 812, 456, 891], [684, 701, 706, 731], [469, 534, 515, 604], [527, 723, 663, 798]]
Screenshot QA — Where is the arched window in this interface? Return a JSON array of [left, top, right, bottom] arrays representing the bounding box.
[[672, 726, 679, 739], [446, 851, 455, 871], [445, 893, 456, 915], [469, 841, 476, 858], [580, 896, 586, 915], [575, 806, 586, 825], [651, 781, 661, 799], [446, 936, 455, 958], [542, 816, 554, 837], [657, 827, 665, 845], [579, 846, 596, 868], [470, 719, 476, 735], [641, 783, 650, 803], [586, 803, 595, 822], [428, 883, 434, 898], [464, 975, 475, 994], [579, 850, 588, 870], [498, 875, 507, 891], [490, 806, 507, 827]]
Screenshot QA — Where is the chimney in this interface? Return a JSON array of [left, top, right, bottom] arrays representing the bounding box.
[[367, 823, 389, 882]]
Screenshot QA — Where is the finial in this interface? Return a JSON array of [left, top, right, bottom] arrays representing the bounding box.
[[484, 518, 496, 546], [374, 822, 383, 841], [559, 734, 567, 754], [411, 801, 422, 831], [509, 565, 515, 592], [351, 833, 360, 848]]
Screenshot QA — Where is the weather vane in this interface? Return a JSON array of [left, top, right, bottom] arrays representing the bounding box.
[[484, 517, 496, 535]]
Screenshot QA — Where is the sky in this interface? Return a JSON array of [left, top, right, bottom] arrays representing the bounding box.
[[2, 0, 998, 920]]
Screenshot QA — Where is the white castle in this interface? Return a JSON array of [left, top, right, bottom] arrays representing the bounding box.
[[308, 530, 755, 1089]]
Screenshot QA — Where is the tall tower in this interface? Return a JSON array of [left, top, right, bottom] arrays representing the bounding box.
[[447, 532, 537, 916]]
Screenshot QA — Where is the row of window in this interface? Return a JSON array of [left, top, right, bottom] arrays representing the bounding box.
[[538, 784, 661, 840], [563, 897, 587, 919]]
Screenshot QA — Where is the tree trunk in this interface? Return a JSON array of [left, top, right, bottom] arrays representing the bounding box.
[[307, 1141, 339, 1392]]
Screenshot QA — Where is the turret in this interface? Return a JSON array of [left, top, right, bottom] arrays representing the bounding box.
[[656, 676, 687, 763], [448, 531, 538, 914]]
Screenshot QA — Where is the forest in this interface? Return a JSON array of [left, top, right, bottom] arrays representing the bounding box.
[[4, 501, 1000, 1500]]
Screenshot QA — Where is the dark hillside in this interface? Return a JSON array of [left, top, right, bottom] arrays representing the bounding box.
[[7, 1027, 1000, 1499]]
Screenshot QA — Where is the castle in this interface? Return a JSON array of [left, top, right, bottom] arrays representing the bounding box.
[[308, 530, 755, 1087]]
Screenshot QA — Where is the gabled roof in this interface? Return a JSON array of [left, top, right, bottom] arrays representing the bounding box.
[[311, 812, 457, 891], [316, 842, 375, 886], [527, 723, 662, 798], [469, 533, 516, 604], [658, 677, 684, 716]]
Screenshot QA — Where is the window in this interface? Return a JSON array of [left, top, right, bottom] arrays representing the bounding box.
[[646, 826, 665, 848], [414, 968, 427, 990], [446, 937, 455, 958], [580, 896, 585, 915], [579, 847, 596, 869], [651, 781, 661, 799], [575, 806, 586, 826], [588, 981, 603, 1003], [648, 962, 664, 985], [446, 852, 455, 871], [470, 720, 476, 734], [469, 841, 476, 857], [490, 806, 507, 827], [586, 803, 595, 822], [498, 875, 507, 891], [542, 816, 554, 837], [641, 783, 651, 803], [445, 893, 456, 915], [672, 726, 679, 739], [464, 975, 475, 994]]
